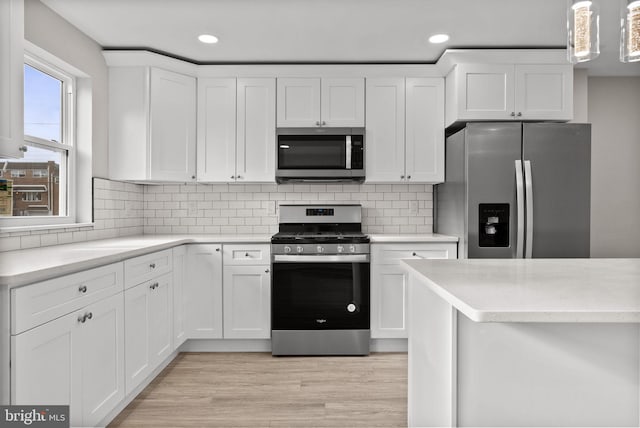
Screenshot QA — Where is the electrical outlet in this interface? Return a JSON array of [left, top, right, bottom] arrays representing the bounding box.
[[409, 200, 418, 215]]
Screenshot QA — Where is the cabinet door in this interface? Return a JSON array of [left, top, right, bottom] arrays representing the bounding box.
[[149, 274, 172, 365], [223, 265, 271, 339], [172, 246, 187, 349], [370, 265, 408, 339], [455, 64, 515, 120], [405, 78, 445, 183], [365, 78, 406, 182], [124, 282, 151, 395], [321, 78, 365, 127], [76, 293, 125, 427], [277, 78, 321, 127], [197, 78, 237, 182], [11, 310, 76, 412], [236, 78, 276, 182], [149, 68, 196, 181], [0, 0, 24, 158], [185, 244, 223, 338], [515, 65, 573, 121]]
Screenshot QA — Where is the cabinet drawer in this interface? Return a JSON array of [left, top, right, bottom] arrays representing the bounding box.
[[371, 243, 457, 265], [124, 249, 172, 289], [223, 244, 270, 265], [11, 263, 124, 334]]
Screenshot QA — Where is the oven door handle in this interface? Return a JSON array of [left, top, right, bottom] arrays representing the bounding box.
[[272, 254, 370, 263]]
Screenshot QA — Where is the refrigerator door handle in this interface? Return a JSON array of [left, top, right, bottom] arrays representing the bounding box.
[[524, 160, 534, 258], [515, 160, 525, 258]]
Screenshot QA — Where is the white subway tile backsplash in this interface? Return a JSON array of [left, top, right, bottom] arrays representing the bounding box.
[[1, 178, 434, 251]]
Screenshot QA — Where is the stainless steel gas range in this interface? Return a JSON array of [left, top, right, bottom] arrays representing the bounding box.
[[270, 204, 370, 356]]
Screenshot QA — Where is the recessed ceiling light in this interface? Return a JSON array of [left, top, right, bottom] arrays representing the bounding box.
[[198, 34, 219, 44], [428, 34, 450, 44]]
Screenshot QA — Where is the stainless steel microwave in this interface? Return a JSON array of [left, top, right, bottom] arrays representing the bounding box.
[[275, 127, 365, 183]]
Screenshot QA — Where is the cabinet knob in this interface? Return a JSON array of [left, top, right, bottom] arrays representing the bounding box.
[[510, 112, 516, 117], [150, 263, 156, 269], [412, 252, 417, 256], [192, 175, 196, 179], [407, 175, 411, 180], [245, 252, 250, 257], [231, 175, 235, 179], [78, 314, 87, 323], [216, 248, 221, 252], [150, 282, 159, 290], [265, 269, 270, 273], [315, 121, 320, 126], [237, 175, 242, 179], [517, 112, 522, 117], [400, 175, 405, 179], [18, 145, 28, 153], [79, 285, 87, 293], [321, 121, 326, 126], [86, 312, 93, 320]]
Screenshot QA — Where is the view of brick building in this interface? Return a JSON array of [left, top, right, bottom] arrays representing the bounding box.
[[0, 161, 60, 216]]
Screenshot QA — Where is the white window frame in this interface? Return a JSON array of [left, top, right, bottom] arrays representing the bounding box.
[[0, 52, 76, 228]]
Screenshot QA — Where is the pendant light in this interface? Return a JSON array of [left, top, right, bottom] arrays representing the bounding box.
[[620, 0, 640, 62], [567, 0, 600, 63]]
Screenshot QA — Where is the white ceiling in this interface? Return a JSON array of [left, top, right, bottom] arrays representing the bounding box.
[[41, 0, 640, 76]]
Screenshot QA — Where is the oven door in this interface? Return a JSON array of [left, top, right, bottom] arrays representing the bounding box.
[[271, 254, 370, 330]]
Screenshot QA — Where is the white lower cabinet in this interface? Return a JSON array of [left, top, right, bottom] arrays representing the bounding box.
[[223, 265, 271, 339], [185, 244, 223, 338], [172, 245, 188, 349], [370, 243, 457, 338], [11, 292, 125, 427], [124, 273, 172, 395]]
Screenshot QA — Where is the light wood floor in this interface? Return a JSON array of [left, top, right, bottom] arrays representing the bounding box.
[[109, 352, 407, 428]]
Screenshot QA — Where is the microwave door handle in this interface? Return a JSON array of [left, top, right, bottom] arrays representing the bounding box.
[[346, 136, 352, 170]]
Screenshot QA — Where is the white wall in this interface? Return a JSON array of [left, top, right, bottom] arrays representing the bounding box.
[[588, 77, 640, 257], [24, 0, 109, 178]]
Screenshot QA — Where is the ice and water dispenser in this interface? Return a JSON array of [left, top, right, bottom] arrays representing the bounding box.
[[478, 204, 509, 247]]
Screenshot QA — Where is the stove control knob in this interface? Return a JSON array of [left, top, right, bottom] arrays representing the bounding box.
[[337, 245, 344, 253], [347, 303, 357, 313], [349, 245, 356, 253], [284, 246, 292, 254], [316, 245, 325, 253], [296, 246, 304, 253]]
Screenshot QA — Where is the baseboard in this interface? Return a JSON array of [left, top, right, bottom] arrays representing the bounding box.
[[370, 338, 408, 353]]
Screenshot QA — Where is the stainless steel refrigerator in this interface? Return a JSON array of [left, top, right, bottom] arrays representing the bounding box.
[[435, 122, 591, 259]]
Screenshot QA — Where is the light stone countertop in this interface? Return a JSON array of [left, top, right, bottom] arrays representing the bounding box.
[[369, 233, 458, 243], [0, 233, 457, 288], [402, 258, 640, 323]]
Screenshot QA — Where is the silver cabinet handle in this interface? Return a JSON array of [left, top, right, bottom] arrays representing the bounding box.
[[315, 121, 320, 126], [79, 285, 87, 293], [321, 121, 326, 126], [78, 314, 86, 323], [191, 175, 196, 179], [149, 263, 156, 269], [517, 112, 522, 117], [231, 175, 235, 179], [150, 282, 159, 290], [245, 252, 250, 257], [18, 145, 28, 152], [407, 175, 411, 180], [237, 175, 242, 179], [265, 269, 270, 273], [510, 112, 516, 117], [400, 175, 405, 179], [86, 312, 93, 320], [216, 248, 220, 252]]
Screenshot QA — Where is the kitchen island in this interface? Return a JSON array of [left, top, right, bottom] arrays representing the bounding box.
[[402, 258, 640, 427]]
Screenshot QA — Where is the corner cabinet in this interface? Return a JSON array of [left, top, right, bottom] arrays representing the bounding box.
[[445, 63, 573, 126], [370, 242, 457, 338], [0, 0, 24, 159], [277, 77, 365, 127], [197, 78, 276, 183], [366, 77, 444, 183], [108, 67, 196, 182]]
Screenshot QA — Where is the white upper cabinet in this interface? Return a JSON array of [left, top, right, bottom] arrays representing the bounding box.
[[0, 0, 24, 159], [366, 77, 444, 183], [197, 77, 275, 183], [109, 67, 196, 182], [446, 63, 572, 126], [277, 77, 364, 127], [365, 78, 406, 182]]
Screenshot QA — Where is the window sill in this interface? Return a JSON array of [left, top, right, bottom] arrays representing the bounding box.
[[0, 222, 94, 234]]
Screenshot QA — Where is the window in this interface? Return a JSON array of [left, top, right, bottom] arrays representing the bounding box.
[[23, 193, 42, 202], [0, 54, 74, 224]]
